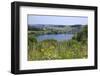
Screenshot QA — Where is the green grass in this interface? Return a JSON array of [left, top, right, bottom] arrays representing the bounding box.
[[28, 38, 87, 61]]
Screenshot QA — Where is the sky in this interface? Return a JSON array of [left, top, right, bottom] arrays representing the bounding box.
[[28, 15, 88, 25]]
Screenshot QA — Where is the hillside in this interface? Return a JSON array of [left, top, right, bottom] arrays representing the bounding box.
[[28, 24, 84, 34]]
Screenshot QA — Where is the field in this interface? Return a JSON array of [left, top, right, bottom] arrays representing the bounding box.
[[28, 25, 88, 61]]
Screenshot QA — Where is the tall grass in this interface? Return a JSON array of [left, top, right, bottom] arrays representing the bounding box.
[[28, 39, 87, 61]]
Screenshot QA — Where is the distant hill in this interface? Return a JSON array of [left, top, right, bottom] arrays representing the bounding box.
[[28, 24, 85, 34]]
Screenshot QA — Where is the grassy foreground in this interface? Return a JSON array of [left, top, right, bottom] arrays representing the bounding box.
[[28, 39, 87, 61]]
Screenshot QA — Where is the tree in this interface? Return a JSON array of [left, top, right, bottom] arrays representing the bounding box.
[[28, 35, 37, 51], [72, 25, 88, 44]]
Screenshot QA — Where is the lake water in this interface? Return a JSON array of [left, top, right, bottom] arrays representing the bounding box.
[[36, 33, 74, 41]]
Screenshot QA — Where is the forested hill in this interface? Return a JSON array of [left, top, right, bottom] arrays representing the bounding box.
[[28, 24, 86, 34]]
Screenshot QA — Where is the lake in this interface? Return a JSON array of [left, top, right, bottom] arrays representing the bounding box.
[[36, 33, 74, 41]]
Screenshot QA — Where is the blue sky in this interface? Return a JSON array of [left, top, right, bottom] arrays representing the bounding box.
[[28, 15, 88, 25]]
